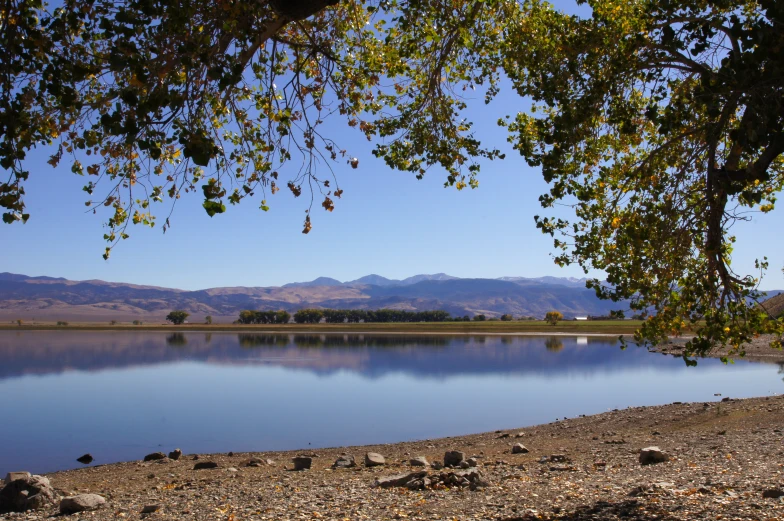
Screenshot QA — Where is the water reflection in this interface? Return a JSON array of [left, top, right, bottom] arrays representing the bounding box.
[[166, 333, 187, 347], [0, 332, 678, 380], [0, 331, 781, 476]]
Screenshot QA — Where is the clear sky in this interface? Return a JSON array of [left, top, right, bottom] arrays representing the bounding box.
[[1, 1, 782, 291]]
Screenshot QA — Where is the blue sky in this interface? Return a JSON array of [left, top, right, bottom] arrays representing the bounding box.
[[1, 1, 782, 291]]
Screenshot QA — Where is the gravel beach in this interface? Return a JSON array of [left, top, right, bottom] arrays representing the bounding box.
[[2, 394, 783, 520]]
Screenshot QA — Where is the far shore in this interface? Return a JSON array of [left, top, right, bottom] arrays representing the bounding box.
[[0, 320, 644, 335]]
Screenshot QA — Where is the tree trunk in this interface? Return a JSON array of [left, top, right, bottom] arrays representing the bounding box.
[[270, 0, 341, 21]]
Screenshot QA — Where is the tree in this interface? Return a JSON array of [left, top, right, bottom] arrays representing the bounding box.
[[293, 308, 323, 324], [205, 315, 213, 324], [166, 310, 190, 325], [500, 313, 513, 321], [4, 0, 782, 356], [473, 314, 486, 322], [544, 311, 563, 326], [503, 0, 784, 357], [0, 0, 510, 257]]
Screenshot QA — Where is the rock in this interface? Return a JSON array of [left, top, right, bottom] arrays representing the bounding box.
[[76, 454, 93, 465], [511, 443, 529, 454], [763, 488, 784, 499], [292, 456, 312, 471], [444, 451, 465, 467], [0, 474, 55, 513], [227, 467, 238, 472], [466, 458, 479, 467], [143, 452, 167, 462], [24, 492, 51, 511], [59, 494, 106, 514], [550, 454, 568, 462], [721, 397, 731, 402], [639, 446, 669, 466], [515, 432, 525, 438], [459, 461, 470, 469], [410, 456, 428, 467], [193, 461, 219, 470], [141, 504, 161, 514], [374, 471, 428, 488], [3, 472, 30, 485], [364, 453, 385, 467], [265, 459, 276, 466], [497, 433, 510, 438], [245, 457, 266, 467], [431, 461, 443, 470], [332, 455, 356, 469], [168, 449, 182, 460]]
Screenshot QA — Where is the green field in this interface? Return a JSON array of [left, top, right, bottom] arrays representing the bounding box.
[[0, 320, 645, 335]]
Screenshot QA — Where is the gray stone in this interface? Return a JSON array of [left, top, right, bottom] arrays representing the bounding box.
[[332, 455, 356, 469], [293, 456, 312, 471], [3, 472, 30, 485], [459, 461, 470, 469], [639, 447, 669, 466], [444, 451, 465, 467], [24, 492, 50, 511], [193, 461, 219, 470], [59, 494, 106, 514], [144, 452, 167, 462], [364, 452, 385, 467], [515, 432, 525, 438], [466, 458, 479, 467], [141, 504, 161, 514], [512, 443, 529, 454], [76, 454, 93, 465], [374, 471, 428, 488], [0, 474, 55, 513], [410, 456, 429, 467], [245, 457, 265, 467], [168, 449, 182, 461], [431, 461, 443, 470]]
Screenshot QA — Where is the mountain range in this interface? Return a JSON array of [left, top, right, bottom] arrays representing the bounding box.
[[0, 272, 780, 323]]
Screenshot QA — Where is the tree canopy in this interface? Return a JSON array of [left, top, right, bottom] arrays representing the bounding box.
[[2, 0, 782, 356], [502, 0, 783, 357], [0, 0, 509, 253]]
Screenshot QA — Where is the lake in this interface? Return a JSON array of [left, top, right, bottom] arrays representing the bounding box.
[[0, 331, 781, 476]]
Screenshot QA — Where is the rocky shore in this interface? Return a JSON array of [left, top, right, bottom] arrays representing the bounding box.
[[654, 334, 784, 364], [2, 395, 784, 520]]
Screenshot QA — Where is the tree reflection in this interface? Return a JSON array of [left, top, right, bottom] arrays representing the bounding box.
[[166, 333, 187, 347], [545, 337, 564, 352]]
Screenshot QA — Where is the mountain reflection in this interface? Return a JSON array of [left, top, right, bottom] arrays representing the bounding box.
[[0, 331, 706, 380]]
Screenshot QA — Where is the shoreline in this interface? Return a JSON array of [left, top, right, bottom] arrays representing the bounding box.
[[3, 395, 783, 520], [0, 321, 644, 335]]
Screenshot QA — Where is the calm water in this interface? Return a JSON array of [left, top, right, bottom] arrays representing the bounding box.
[[0, 331, 781, 475]]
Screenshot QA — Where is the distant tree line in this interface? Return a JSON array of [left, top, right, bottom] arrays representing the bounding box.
[[237, 310, 292, 324], [235, 308, 559, 324], [296, 308, 452, 324]]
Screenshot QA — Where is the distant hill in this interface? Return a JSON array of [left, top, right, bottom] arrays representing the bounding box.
[[1, 271, 779, 324], [762, 292, 784, 318], [282, 277, 343, 288]]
